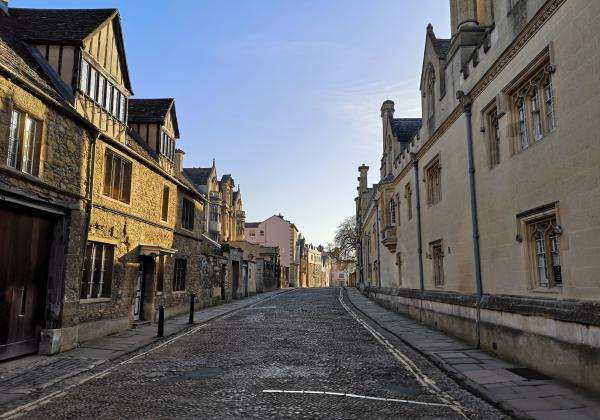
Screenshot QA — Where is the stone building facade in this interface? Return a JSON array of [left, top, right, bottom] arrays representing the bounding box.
[[0, 8, 97, 359], [0, 4, 264, 358], [245, 214, 300, 287], [355, 0, 600, 392], [183, 162, 246, 244]]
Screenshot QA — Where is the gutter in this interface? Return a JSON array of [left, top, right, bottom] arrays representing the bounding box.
[[457, 90, 483, 349], [411, 152, 425, 324]]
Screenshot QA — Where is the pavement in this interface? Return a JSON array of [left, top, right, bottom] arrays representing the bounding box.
[[345, 287, 600, 420], [1, 288, 509, 419], [0, 289, 289, 410]]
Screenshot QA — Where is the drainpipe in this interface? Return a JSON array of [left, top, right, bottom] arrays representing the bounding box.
[[375, 200, 382, 289], [410, 153, 425, 323], [80, 131, 100, 277], [457, 90, 483, 349]]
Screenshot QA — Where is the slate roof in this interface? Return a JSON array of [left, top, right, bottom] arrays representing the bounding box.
[[433, 38, 451, 58], [391, 118, 422, 142], [128, 99, 173, 123], [0, 11, 64, 104], [9, 8, 116, 44], [183, 167, 212, 186]]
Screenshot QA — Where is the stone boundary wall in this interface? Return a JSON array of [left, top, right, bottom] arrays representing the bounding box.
[[363, 287, 600, 393]]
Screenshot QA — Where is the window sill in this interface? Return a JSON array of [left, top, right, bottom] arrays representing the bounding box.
[[172, 290, 187, 295], [155, 291, 163, 296], [79, 297, 112, 303], [101, 194, 132, 207]]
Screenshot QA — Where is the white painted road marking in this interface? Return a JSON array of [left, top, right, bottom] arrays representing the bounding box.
[[338, 288, 468, 418], [262, 389, 459, 408]]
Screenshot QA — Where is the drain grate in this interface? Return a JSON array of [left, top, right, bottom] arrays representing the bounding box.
[[506, 367, 550, 380]]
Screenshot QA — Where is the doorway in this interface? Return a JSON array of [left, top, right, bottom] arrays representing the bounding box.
[[232, 260, 240, 299], [133, 262, 145, 321], [0, 203, 54, 360]]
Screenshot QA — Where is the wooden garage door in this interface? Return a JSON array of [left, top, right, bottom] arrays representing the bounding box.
[[0, 203, 54, 360]]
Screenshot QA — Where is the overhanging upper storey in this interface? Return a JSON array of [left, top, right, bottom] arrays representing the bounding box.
[[10, 8, 133, 141]]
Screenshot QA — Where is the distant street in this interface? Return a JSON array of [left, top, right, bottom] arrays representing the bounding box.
[[6, 289, 506, 419]]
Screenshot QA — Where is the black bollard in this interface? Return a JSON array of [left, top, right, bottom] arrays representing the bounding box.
[[188, 293, 196, 324], [157, 305, 164, 337]]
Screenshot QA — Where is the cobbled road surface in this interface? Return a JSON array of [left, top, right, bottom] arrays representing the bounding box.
[[9, 289, 508, 419]]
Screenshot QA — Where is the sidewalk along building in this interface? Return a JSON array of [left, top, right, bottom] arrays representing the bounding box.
[[245, 214, 300, 287], [355, 0, 600, 393]]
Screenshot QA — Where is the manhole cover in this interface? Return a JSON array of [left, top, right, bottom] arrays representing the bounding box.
[[506, 367, 550, 380], [384, 383, 420, 397], [163, 367, 223, 382]]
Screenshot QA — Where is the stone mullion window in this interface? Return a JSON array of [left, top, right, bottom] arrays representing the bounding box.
[[544, 78, 556, 132], [103, 150, 132, 203], [6, 109, 22, 168], [425, 157, 442, 207], [81, 242, 114, 300], [6, 109, 42, 176], [528, 217, 562, 288], [161, 185, 170, 221], [173, 258, 187, 292], [182, 198, 195, 231], [510, 60, 556, 153], [488, 108, 501, 167], [430, 240, 444, 287]]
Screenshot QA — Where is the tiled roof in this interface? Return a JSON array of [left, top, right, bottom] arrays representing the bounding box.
[[183, 167, 212, 186], [0, 12, 64, 103], [128, 98, 173, 124], [9, 8, 116, 44], [391, 118, 422, 142]]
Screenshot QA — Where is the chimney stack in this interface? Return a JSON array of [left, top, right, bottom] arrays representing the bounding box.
[[174, 149, 185, 172], [358, 164, 369, 195]]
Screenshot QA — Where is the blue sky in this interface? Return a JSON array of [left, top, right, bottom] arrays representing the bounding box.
[[16, 0, 450, 246]]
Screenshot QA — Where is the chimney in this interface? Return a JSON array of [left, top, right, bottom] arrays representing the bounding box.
[[174, 149, 185, 172], [0, 0, 9, 15], [358, 164, 369, 195]]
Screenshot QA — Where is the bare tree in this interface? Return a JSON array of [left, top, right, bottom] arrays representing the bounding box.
[[333, 215, 357, 260]]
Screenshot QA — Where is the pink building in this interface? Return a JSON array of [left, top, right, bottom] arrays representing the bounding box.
[[245, 214, 299, 286]]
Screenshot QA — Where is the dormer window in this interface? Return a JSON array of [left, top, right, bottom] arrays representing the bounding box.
[[79, 58, 127, 124], [159, 131, 175, 161]]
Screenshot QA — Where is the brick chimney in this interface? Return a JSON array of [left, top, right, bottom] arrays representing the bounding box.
[[174, 149, 185, 172]]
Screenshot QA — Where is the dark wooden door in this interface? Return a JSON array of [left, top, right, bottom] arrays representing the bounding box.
[[0, 204, 53, 360], [232, 261, 239, 298]]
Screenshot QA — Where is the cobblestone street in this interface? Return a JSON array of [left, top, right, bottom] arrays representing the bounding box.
[[2, 289, 507, 419]]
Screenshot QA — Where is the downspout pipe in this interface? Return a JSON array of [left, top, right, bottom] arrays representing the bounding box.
[[411, 152, 425, 323], [375, 201, 382, 289], [457, 90, 483, 349]]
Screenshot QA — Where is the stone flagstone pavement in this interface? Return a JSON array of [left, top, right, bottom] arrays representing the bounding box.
[[345, 287, 600, 420]]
